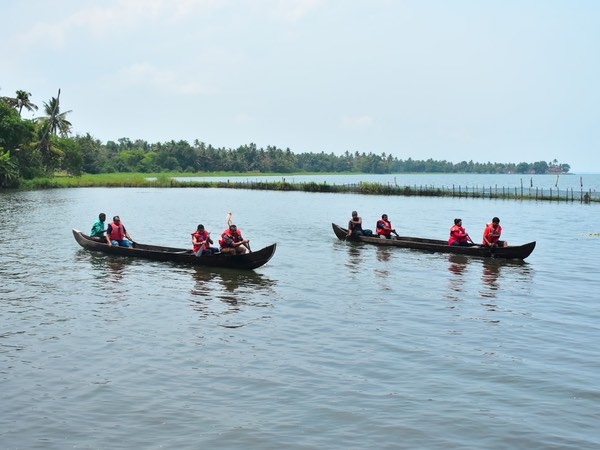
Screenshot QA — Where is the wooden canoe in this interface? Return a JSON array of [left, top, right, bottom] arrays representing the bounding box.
[[332, 223, 535, 260], [72, 229, 276, 270]]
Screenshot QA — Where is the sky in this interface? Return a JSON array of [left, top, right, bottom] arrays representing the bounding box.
[[1, 0, 599, 173]]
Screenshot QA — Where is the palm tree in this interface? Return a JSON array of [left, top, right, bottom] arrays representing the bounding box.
[[40, 90, 72, 137], [15, 90, 38, 116], [36, 89, 72, 173], [0, 90, 39, 116]]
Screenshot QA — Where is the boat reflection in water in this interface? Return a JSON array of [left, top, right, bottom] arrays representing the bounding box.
[[446, 254, 534, 304], [447, 255, 469, 296], [344, 243, 365, 275], [190, 268, 276, 323]]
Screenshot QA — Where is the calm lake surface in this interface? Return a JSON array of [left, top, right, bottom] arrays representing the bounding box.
[[1, 174, 599, 449]]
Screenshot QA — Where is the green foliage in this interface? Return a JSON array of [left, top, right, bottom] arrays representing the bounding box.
[[0, 88, 575, 189], [0, 148, 20, 187]]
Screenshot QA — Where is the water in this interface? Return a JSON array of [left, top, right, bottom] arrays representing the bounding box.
[[1, 177, 599, 449]]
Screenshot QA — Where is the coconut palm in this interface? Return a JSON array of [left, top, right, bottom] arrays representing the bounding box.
[[0, 90, 39, 116], [40, 91, 72, 137], [15, 90, 38, 116], [36, 90, 72, 174]]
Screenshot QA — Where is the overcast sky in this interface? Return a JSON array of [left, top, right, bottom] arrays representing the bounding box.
[[1, 0, 599, 173]]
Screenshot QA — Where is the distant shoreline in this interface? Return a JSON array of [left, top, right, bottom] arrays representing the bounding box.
[[12, 172, 596, 203]]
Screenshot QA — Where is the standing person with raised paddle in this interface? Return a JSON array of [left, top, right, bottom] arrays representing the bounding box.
[[482, 217, 507, 247]]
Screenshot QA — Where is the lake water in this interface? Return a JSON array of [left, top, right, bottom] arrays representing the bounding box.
[[1, 175, 599, 449]]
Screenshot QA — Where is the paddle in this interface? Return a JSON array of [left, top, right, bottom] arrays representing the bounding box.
[[392, 230, 400, 239]]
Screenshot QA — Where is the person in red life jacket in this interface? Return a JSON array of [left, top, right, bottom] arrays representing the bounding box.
[[219, 224, 250, 255], [482, 217, 507, 247], [106, 215, 133, 247], [191, 224, 219, 256], [448, 218, 471, 246], [376, 214, 396, 239]]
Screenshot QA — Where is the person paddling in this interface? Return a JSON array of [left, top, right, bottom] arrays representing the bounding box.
[[90, 212, 109, 244], [106, 215, 134, 247], [192, 224, 219, 256], [448, 218, 471, 246], [347, 211, 372, 237], [376, 214, 396, 239], [482, 217, 507, 247], [219, 224, 250, 255]]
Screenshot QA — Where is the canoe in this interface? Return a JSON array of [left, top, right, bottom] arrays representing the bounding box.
[[72, 229, 276, 270], [332, 223, 535, 260]]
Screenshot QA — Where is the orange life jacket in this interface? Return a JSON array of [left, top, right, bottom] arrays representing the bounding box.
[[448, 225, 467, 245], [109, 222, 125, 241], [482, 223, 502, 245], [376, 219, 392, 236], [219, 228, 242, 248], [192, 230, 210, 252]]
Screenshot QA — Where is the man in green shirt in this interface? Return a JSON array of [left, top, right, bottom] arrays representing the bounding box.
[[90, 213, 108, 243]]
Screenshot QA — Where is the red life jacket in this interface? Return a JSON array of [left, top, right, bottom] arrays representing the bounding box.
[[376, 219, 392, 236], [448, 225, 467, 245], [219, 228, 242, 248], [109, 222, 125, 241], [192, 230, 210, 252], [482, 223, 502, 245]]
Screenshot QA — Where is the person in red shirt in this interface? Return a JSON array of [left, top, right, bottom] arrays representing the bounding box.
[[482, 217, 507, 247], [448, 218, 471, 246], [192, 224, 219, 256], [376, 214, 396, 239]]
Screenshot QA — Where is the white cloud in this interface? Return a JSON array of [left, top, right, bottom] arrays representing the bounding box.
[[12, 0, 226, 47], [271, 0, 323, 22], [118, 63, 217, 95], [340, 115, 374, 129]]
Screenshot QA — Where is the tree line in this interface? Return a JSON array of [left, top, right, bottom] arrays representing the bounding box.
[[1, 88, 571, 188]]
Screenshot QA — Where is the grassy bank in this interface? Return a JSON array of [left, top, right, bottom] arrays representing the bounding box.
[[15, 172, 597, 203], [18, 171, 345, 188]]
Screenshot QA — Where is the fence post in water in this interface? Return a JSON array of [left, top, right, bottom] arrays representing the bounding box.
[[520, 178, 523, 197]]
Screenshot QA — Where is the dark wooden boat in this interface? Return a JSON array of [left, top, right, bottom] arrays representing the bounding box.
[[332, 223, 535, 260], [72, 229, 276, 270]]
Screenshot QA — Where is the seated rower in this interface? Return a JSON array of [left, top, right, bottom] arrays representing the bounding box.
[[376, 214, 395, 239], [482, 217, 507, 247], [347, 211, 372, 237], [219, 224, 250, 255], [192, 224, 219, 256], [90, 212, 109, 244], [448, 218, 471, 246], [107, 215, 133, 247]]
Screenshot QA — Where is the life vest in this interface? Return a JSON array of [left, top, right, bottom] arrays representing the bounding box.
[[109, 222, 125, 241], [448, 225, 467, 245], [376, 219, 392, 236], [482, 223, 502, 245], [192, 230, 210, 252], [219, 228, 242, 248]]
